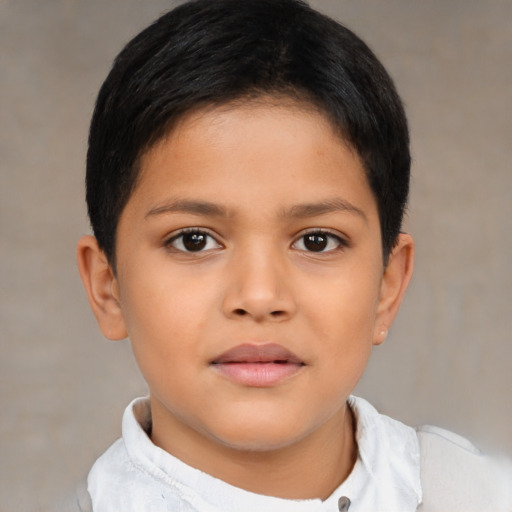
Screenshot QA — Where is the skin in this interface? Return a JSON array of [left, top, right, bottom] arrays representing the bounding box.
[[77, 101, 414, 500]]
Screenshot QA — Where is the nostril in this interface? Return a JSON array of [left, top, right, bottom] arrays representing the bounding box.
[[234, 308, 247, 316], [270, 310, 285, 317]]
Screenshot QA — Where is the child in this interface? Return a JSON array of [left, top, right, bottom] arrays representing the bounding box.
[[76, 0, 512, 510]]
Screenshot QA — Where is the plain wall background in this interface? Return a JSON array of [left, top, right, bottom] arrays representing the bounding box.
[[1, 0, 511, 510]]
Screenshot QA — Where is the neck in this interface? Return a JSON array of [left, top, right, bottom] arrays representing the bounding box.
[[150, 400, 357, 500]]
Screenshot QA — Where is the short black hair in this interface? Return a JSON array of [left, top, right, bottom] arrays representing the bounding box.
[[86, 0, 410, 266]]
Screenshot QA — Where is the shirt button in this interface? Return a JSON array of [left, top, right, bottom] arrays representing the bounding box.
[[338, 496, 351, 511]]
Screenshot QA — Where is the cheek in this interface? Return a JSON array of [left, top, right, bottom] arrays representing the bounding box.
[[119, 269, 231, 398], [299, 262, 381, 381], [302, 266, 381, 337], [121, 260, 216, 329]]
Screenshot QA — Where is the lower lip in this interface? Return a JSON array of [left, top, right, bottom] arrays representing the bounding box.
[[212, 362, 304, 387]]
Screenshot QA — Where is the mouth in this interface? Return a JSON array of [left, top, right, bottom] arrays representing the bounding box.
[[210, 343, 305, 387]]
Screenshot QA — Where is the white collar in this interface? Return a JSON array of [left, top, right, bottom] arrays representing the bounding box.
[[118, 395, 422, 512]]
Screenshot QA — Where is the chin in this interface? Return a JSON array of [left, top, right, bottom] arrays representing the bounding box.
[[208, 418, 313, 453]]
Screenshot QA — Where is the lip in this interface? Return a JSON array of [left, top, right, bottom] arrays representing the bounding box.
[[211, 343, 305, 387]]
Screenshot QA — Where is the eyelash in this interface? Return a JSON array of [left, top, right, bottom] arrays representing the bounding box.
[[292, 229, 348, 253], [164, 228, 348, 254], [164, 228, 222, 253]]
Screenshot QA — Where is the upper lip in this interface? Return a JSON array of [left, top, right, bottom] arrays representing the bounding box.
[[211, 343, 304, 365]]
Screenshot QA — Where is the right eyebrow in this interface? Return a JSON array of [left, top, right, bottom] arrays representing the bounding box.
[[145, 199, 229, 219], [281, 198, 368, 223]]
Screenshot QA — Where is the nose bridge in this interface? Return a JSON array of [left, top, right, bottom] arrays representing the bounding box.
[[223, 238, 295, 321]]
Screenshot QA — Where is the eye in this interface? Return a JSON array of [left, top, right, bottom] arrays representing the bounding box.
[[292, 231, 346, 253], [166, 229, 221, 253]]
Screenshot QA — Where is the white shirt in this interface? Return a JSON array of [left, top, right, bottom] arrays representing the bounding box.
[[84, 396, 512, 512]]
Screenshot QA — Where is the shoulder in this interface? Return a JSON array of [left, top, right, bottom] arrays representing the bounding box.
[[76, 478, 93, 512], [86, 438, 137, 508], [85, 398, 190, 511], [417, 425, 512, 512], [86, 437, 184, 511]]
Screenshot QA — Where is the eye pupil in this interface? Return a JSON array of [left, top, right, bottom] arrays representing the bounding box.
[[304, 233, 328, 252], [183, 232, 207, 251]]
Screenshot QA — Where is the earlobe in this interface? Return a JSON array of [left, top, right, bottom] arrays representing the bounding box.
[[76, 235, 128, 341], [373, 233, 414, 346]]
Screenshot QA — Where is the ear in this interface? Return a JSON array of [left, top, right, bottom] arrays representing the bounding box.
[[76, 235, 128, 341], [373, 233, 414, 346]]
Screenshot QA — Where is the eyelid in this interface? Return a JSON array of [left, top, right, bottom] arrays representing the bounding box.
[[164, 227, 223, 252], [291, 228, 349, 252]]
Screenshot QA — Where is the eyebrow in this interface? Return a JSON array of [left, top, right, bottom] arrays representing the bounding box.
[[282, 198, 367, 222], [145, 197, 367, 222], [145, 199, 229, 219]]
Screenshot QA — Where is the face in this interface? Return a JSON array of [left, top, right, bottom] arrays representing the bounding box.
[[98, 102, 409, 460]]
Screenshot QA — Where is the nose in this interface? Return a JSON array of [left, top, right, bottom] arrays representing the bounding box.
[[222, 246, 297, 322]]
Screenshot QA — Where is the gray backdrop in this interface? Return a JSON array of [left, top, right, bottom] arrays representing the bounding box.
[[1, 0, 511, 510]]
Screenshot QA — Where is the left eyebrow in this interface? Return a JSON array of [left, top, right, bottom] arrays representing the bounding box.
[[145, 199, 229, 219], [281, 198, 367, 223]]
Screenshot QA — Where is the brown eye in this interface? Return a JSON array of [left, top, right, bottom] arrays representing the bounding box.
[[167, 230, 221, 253], [182, 232, 207, 251], [303, 233, 328, 252], [293, 231, 345, 253]]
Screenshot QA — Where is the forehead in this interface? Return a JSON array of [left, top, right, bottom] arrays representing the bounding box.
[[128, 101, 377, 222], [140, 97, 357, 174]]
